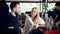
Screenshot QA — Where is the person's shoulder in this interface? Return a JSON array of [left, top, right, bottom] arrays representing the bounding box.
[[39, 17, 45, 24], [39, 17, 44, 21], [9, 12, 13, 19]]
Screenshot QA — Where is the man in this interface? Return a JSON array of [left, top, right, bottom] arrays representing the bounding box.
[[9, 2, 21, 34], [48, 2, 60, 29]]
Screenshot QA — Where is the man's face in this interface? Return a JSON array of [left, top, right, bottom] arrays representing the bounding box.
[[56, 6, 60, 11], [13, 4, 21, 13], [31, 9, 38, 17]]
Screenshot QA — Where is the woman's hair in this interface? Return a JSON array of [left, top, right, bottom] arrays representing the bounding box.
[[32, 7, 38, 11], [35, 14, 37, 18], [31, 7, 38, 18]]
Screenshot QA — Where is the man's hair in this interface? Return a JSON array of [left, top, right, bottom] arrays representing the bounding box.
[[10, 2, 20, 10], [32, 7, 37, 11], [55, 2, 60, 6]]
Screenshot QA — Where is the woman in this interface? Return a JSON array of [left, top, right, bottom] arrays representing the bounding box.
[[24, 7, 45, 34]]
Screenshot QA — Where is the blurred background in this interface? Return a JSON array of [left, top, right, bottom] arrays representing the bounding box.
[[0, 0, 60, 34]]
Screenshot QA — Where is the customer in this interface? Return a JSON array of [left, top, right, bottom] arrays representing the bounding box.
[[9, 2, 21, 34], [24, 7, 45, 34]]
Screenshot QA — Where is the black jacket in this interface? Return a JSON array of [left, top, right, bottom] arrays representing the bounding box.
[[48, 9, 60, 23], [9, 13, 19, 34]]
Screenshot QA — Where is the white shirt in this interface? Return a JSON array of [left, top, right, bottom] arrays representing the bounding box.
[[24, 14, 45, 34]]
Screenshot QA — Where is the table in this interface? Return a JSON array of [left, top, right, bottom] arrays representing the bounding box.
[[44, 30, 60, 34]]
